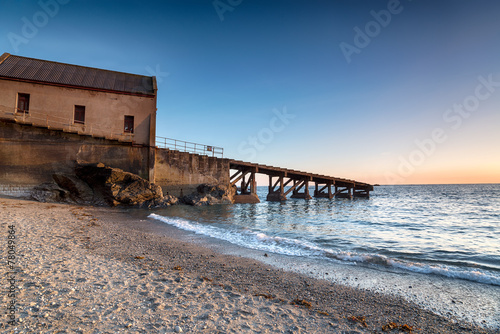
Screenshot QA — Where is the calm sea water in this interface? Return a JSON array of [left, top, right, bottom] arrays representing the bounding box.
[[149, 184, 500, 328]]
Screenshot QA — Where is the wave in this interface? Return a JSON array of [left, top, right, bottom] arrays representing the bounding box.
[[149, 214, 500, 287]]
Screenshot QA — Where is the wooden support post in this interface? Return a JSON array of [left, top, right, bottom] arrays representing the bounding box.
[[240, 174, 247, 194], [233, 168, 260, 203], [334, 186, 353, 199], [267, 174, 287, 201], [250, 170, 256, 195], [230, 170, 243, 185], [279, 175, 284, 195], [290, 178, 312, 199], [314, 181, 333, 199], [292, 180, 298, 196]]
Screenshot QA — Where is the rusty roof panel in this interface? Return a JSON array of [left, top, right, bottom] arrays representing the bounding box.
[[0, 53, 155, 96]]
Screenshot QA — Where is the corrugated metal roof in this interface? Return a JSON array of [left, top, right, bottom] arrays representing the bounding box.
[[0, 53, 155, 96]]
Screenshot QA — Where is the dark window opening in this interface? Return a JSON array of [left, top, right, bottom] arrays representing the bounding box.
[[124, 115, 134, 133], [17, 93, 30, 113], [74, 105, 85, 124]]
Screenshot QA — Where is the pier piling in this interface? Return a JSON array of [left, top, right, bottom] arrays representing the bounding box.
[[229, 160, 373, 203]]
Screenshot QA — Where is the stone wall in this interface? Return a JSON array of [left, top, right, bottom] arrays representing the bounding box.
[[155, 149, 230, 197], [0, 120, 152, 196], [1, 121, 232, 199]]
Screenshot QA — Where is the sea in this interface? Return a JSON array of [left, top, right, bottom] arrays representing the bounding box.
[[147, 184, 500, 330]]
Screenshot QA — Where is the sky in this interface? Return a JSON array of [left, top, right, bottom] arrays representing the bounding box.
[[1, 0, 499, 185]]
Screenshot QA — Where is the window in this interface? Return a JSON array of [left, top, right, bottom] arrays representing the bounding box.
[[124, 115, 134, 133], [17, 93, 30, 113], [74, 105, 85, 124]]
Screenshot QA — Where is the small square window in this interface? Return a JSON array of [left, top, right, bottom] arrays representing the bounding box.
[[17, 93, 30, 113], [124, 115, 134, 133], [74, 105, 85, 124]]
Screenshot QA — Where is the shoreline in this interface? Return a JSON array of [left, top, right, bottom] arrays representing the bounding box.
[[0, 196, 496, 333]]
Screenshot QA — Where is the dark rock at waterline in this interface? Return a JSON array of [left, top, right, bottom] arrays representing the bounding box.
[[74, 163, 165, 207], [29, 163, 178, 208], [29, 163, 232, 208], [180, 183, 235, 206]]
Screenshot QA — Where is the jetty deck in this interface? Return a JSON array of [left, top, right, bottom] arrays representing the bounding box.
[[229, 160, 373, 203]]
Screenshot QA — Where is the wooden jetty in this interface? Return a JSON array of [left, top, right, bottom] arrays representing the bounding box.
[[229, 160, 374, 203]]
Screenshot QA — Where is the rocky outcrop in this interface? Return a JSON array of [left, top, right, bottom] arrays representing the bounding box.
[[74, 163, 167, 207], [180, 183, 236, 206], [29, 163, 233, 208], [29, 163, 177, 208]]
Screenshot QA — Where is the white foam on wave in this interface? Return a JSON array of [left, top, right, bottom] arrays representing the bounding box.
[[149, 213, 500, 287], [323, 250, 500, 286], [149, 214, 323, 257]]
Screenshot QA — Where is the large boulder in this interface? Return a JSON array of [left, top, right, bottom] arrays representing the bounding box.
[[75, 163, 164, 207], [180, 183, 236, 206]]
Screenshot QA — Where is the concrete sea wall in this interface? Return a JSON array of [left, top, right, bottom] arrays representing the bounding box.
[[0, 120, 231, 199], [0, 120, 152, 196], [154, 149, 230, 197]]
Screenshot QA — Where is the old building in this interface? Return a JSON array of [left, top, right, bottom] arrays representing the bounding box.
[[0, 52, 157, 146], [0, 53, 159, 196], [0, 53, 230, 199]]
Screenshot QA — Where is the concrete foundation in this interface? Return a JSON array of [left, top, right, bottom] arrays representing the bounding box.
[[154, 149, 230, 198], [0, 120, 152, 196], [233, 194, 260, 204]]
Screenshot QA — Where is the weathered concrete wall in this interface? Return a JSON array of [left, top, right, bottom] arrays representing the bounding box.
[[155, 149, 230, 197], [0, 121, 151, 196], [0, 78, 156, 146], [1, 122, 232, 199]]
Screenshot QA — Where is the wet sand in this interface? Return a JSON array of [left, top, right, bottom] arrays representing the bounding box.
[[0, 197, 495, 333]]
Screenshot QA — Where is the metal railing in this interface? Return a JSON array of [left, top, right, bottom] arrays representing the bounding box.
[[0, 104, 134, 142], [156, 136, 224, 158]]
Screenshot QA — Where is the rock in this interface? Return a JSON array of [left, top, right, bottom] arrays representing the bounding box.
[[174, 325, 183, 333], [180, 193, 209, 206], [52, 173, 94, 203], [152, 194, 179, 207], [75, 163, 164, 207], [29, 163, 180, 208], [180, 183, 236, 206], [197, 183, 235, 204], [29, 183, 70, 203]]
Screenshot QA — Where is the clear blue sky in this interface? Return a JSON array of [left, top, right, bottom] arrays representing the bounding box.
[[1, 0, 499, 184]]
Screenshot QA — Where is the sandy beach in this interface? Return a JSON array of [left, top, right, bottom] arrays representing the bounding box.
[[0, 196, 495, 333]]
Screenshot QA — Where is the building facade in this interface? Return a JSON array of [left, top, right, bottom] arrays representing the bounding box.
[[0, 53, 157, 146], [0, 53, 158, 196]]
